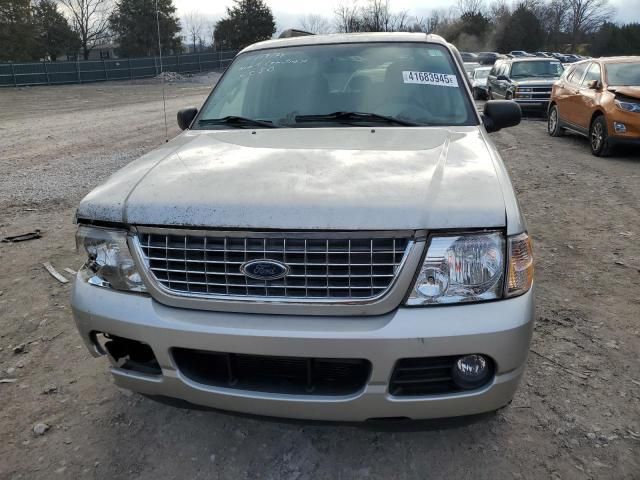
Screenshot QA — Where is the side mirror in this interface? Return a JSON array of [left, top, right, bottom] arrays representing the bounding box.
[[497, 75, 509, 81], [587, 79, 600, 90], [482, 100, 522, 133], [177, 107, 198, 130]]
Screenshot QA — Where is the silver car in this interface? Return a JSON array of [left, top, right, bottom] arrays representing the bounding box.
[[72, 33, 533, 421]]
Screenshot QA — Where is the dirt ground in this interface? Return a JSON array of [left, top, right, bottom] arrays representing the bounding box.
[[0, 75, 639, 480]]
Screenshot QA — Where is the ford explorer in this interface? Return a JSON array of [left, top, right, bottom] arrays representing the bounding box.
[[72, 33, 534, 421]]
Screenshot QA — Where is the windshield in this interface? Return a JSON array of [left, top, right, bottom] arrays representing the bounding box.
[[605, 62, 640, 86], [510, 61, 563, 78], [196, 43, 476, 128], [474, 69, 490, 79]]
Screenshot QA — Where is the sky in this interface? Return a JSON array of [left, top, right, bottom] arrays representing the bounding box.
[[173, 0, 640, 33]]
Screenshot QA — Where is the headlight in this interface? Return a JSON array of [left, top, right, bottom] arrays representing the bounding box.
[[76, 226, 147, 293], [615, 99, 640, 113], [407, 232, 533, 305]]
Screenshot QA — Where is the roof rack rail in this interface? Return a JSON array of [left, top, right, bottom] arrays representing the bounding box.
[[279, 29, 315, 38]]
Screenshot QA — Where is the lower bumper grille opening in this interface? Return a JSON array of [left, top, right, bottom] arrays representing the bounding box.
[[101, 334, 162, 376], [172, 348, 371, 396], [389, 356, 494, 396]]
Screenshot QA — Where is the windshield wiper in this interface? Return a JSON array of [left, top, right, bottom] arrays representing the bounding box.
[[295, 111, 423, 127], [197, 116, 278, 128]]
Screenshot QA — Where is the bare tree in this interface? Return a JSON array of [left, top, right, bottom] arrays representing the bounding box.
[[300, 14, 332, 34], [58, 0, 110, 59], [488, 0, 510, 22], [182, 11, 204, 53], [334, 2, 361, 33], [566, 0, 612, 47], [456, 0, 484, 16], [361, 0, 393, 31], [539, 0, 569, 50]]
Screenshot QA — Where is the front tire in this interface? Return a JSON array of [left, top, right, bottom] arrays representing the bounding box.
[[548, 105, 564, 137], [590, 115, 610, 157]]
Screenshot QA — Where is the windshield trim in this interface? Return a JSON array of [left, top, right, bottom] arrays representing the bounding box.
[[190, 41, 480, 131]]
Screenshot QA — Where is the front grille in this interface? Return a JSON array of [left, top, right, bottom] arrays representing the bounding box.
[[135, 231, 412, 301], [172, 348, 371, 396], [389, 356, 493, 396]]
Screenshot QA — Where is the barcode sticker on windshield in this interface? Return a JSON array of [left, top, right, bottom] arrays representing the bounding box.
[[402, 71, 459, 87]]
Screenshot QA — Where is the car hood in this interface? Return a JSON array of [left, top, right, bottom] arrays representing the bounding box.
[[512, 77, 558, 85], [77, 127, 509, 231], [608, 86, 640, 99]]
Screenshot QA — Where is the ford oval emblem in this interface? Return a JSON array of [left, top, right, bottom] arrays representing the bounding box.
[[240, 259, 290, 281]]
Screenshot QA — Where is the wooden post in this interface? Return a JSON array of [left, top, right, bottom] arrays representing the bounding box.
[[103, 58, 108, 81]]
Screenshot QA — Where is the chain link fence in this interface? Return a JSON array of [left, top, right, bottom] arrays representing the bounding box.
[[0, 50, 239, 87]]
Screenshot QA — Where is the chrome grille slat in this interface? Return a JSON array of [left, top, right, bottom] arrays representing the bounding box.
[[148, 268, 395, 279], [136, 231, 412, 301]]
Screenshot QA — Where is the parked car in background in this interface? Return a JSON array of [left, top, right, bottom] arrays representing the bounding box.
[[548, 57, 640, 156], [477, 52, 502, 65], [509, 50, 530, 57], [551, 53, 568, 62], [487, 57, 564, 110], [563, 54, 582, 63], [463, 61, 481, 78], [472, 66, 492, 99], [534, 51, 552, 58], [460, 52, 478, 62]]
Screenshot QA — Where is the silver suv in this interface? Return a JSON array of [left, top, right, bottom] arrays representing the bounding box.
[[72, 33, 534, 421]]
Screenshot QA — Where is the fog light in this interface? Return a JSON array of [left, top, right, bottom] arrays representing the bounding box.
[[613, 122, 626, 134], [452, 354, 491, 390]]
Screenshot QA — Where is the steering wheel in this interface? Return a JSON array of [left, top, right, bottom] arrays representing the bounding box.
[[371, 95, 433, 119]]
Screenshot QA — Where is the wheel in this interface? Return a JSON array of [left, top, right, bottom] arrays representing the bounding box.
[[547, 105, 564, 137], [505, 91, 513, 100], [589, 115, 610, 157]]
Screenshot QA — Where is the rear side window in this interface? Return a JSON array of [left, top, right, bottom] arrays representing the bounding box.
[[567, 63, 588, 84], [582, 63, 601, 85]]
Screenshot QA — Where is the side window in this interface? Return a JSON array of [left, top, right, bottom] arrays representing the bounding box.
[[561, 66, 574, 80], [567, 63, 587, 84], [490, 62, 500, 76], [500, 64, 510, 77], [582, 62, 601, 85]]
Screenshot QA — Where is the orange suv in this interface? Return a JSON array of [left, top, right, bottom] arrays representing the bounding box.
[[548, 57, 640, 156]]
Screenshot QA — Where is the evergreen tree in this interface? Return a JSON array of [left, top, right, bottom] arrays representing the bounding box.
[[109, 0, 182, 57], [32, 0, 79, 61], [214, 0, 275, 50], [0, 0, 35, 61], [496, 4, 544, 52]]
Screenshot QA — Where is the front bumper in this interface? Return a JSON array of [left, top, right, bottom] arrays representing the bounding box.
[[71, 279, 535, 421], [514, 98, 550, 109]]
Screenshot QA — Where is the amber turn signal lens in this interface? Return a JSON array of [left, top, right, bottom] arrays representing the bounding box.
[[506, 233, 534, 297]]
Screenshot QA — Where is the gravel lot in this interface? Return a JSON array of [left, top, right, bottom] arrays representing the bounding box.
[[0, 75, 639, 480]]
